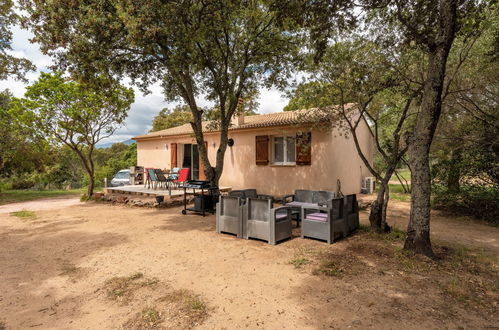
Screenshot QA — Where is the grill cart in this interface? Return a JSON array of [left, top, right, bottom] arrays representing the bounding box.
[[181, 180, 218, 216]]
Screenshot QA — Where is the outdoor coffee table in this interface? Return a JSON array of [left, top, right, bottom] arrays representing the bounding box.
[[285, 201, 317, 227]]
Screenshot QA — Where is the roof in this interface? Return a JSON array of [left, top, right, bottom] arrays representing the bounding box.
[[133, 105, 354, 140]]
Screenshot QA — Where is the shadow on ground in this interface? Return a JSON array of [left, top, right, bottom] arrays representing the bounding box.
[[0, 221, 127, 329]]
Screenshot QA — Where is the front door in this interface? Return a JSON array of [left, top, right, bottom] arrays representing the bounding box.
[[182, 144, 199, 180]]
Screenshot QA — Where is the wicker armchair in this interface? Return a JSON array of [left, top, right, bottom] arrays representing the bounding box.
[[301, 197, 348, 244], [216, 195, 244, 238], [243, 198, 293, 245]]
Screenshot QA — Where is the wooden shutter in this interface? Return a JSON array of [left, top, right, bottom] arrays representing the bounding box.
[[199, 141, 208, 180], [170, 143, 177, 168], [255, 135, 269, 165], [296, 132, 312, 165]]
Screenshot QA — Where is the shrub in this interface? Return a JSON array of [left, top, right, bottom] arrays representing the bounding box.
[[433, 184, 499, 225]]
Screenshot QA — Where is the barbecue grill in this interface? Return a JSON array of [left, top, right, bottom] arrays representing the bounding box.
[[181, 180, 218, 216]]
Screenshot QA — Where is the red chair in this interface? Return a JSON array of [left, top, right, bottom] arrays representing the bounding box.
[[173, 168, 190, 188]]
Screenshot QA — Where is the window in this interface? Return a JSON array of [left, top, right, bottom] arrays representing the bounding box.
[[271, 136, 295, 165]]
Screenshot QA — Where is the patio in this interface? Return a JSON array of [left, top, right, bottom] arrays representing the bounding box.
[[104, 184, 232, 198]]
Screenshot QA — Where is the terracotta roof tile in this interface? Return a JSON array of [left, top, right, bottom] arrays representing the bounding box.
[[133, 106, 352, 140]]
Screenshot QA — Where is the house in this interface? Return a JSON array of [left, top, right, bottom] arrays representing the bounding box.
[[132, 107, 374, 196]]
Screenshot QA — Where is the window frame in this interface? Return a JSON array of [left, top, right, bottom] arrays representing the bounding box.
[[271, 135, 296, 166]]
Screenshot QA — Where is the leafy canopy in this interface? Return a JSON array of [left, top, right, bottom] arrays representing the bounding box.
[[0, 0, 34, 80]]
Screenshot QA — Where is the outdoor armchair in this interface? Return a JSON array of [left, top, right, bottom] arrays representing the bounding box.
[[283, 189, 315, 204], [300, 197, 348, 244], [216, 195, 244, 238], [228, 189, 274, 202], [243, 198, 293, 245], [344, 194, 359, 233]]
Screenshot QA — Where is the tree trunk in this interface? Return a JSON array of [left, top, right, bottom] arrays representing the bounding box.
[[446, 148, 461, 193], [87, 171, 94, 197], [369, 178, 391, 233], [404, 0, 457, 258]]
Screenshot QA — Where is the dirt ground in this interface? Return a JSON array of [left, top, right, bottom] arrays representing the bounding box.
[[0, 196, 497, 329]]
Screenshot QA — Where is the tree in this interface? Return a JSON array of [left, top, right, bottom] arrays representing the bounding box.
[[0, 0, 34, 80], [382, 0, 486, 257], [22, 0, 300, 187], [0, 89, 51, 176], [288, 39, 420, 232], [150, 105, 193, 132], [284, 0, 487, 257], [13, 72, 134, 196]]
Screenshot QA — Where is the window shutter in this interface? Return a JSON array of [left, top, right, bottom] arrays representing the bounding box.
[[255, 135, 269, 165], [171, 143, 177, 168], [296, 132, 312, 165]]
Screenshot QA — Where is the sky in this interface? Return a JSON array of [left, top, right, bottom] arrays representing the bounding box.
[[1, 23, 292, 146]]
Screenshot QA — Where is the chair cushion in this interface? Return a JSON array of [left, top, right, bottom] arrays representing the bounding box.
[[305, 212, 328, 222], [275, 211, 288, 221]]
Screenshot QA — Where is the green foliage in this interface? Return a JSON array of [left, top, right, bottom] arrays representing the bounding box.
[[22, 0, 301, 185], [151, 105, 193, 132], [0, 89, 52, 177], [433, 185, 499, 225], [12, 72, 134, 196], [284, 82, 334, 111], [0, 0, 34, 80]]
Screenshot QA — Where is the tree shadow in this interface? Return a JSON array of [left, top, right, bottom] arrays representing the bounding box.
[[0, 223, 127, 329]]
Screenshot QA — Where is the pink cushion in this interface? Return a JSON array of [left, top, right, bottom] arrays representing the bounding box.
[[275, 212, 288, 220], [305, 212, 328, 222]]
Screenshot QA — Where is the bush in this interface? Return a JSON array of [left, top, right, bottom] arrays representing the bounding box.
[[432, 184, 499, 225]]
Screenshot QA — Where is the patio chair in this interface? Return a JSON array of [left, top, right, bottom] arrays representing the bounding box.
[[146, 168, 159, 189], [344, 194, 359, 233], [301, 197, 348, 244], [216, 195, 244, 238], [172, 168, 189, 189], [314, 190, 337, 208], [243, 198, 293, 245], [168, 167, 180, 181], [154, 169, 168, 189], [283, 189, 315, 205]]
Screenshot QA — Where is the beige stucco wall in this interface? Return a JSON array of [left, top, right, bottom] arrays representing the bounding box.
[[135, 121, 373, 196]]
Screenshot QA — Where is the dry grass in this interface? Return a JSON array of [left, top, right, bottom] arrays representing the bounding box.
[[293, 228, 499, 318], [156, 289, 209, 329], [9, 209, 36, 219], [104, 273, 210, 329], [59, 262, 85, 282], [123, 307, 163, 330], [104, 272, 159, 305]]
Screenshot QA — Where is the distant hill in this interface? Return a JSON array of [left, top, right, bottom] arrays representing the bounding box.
[[97, 139, 135, 149]]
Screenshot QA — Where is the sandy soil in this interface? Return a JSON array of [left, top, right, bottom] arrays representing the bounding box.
[[0, 197, 497, 329]]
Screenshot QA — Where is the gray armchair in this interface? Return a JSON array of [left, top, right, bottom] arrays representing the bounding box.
[[301, 197, 348, 244], [243, 198, 293, 245], [283, 189, 336, 206], [229, 189, 273, 201], [283, 189, 315, 204], [344, 194, 359, 233], [216, 195, 244, 238]]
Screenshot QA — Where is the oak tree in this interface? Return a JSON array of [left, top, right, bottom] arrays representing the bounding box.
[[13, 72, 134, 196], [22, 0, 300, 186]]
